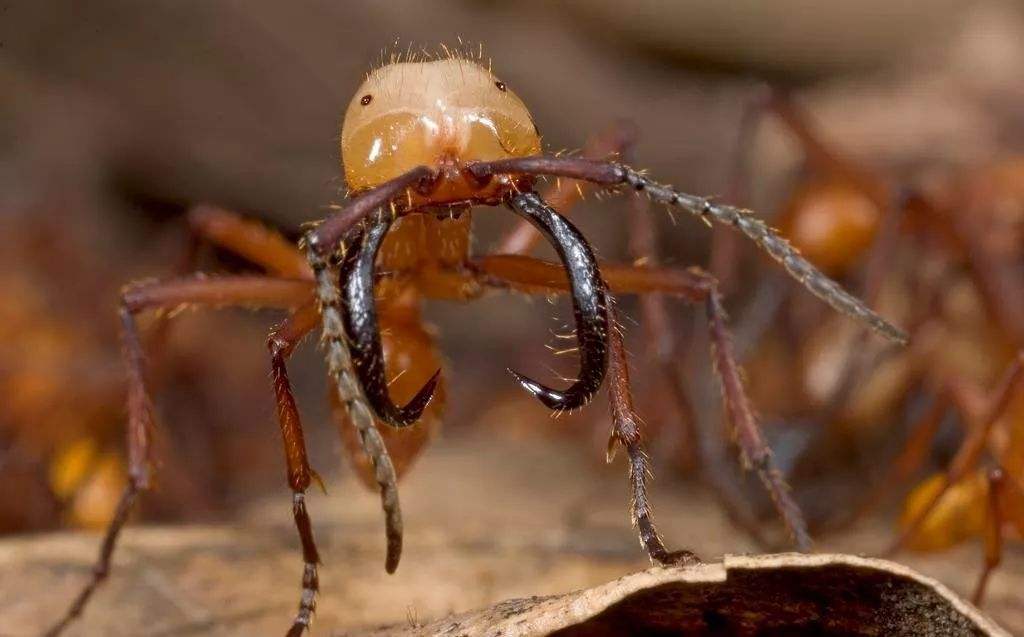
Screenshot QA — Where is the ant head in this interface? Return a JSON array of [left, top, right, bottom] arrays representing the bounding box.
[[341, 58, 541, 192]]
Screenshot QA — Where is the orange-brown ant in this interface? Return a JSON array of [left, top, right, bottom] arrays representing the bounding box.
[[716, 88, 1024, 606], [48, 54, 904, 637]]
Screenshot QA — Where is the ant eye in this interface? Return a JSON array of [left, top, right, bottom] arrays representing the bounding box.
[[360, 94, 373, 106], [494, 81, 507, 92]]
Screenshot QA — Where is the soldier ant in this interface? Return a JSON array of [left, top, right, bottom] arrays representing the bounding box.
[[47, 53, 904, 636]]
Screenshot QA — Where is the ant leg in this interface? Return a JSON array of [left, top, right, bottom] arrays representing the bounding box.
[[606, 300, 699, 565], [815, 194, 908, 423], [467, 157, 907, 344], [973, 467, 1006, 606], [149, 206, 312, 354], [951, 195, 1024, 345], [627, 194, 772, 548], [268, 303, 324, 637], [467, 255, 811, 549], [42, 307, 149, 637], [715, 89, 907, 425], [702, 279, 811, 549], [889, 352, 1024, 554], [45, 275, 314, 637], [186, 204, 311, 278], [495, 121, 638, 255], [887, 393, 953, 488], [708, 86, 864, 289]]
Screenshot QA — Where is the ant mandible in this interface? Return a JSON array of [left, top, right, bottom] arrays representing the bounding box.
[[48, 53, 906, 637]]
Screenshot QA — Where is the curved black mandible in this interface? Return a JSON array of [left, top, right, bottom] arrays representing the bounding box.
[[507, 191, 610, 410], [339, 214, 441, 427]]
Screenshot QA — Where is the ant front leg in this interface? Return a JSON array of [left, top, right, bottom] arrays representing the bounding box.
[[469, 255, 811, 549], [703, 282, 811, 550], [605, 300, 700, 565], [45, 274, 314, 637], [627, 193, 773, 548], [268, 303, 325, 637]]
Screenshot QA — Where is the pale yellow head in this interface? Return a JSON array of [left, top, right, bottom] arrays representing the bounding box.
[[340, 58, 542, 192]]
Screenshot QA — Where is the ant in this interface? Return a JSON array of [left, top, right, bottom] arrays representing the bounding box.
[[47, 53, 904, 637], [719, 88, 1024, 605], [0, 200, 285, 536]]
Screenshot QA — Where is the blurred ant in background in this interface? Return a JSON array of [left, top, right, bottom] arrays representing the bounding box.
[[716, 87, 1024, 605], [0, 201, 277, 535]]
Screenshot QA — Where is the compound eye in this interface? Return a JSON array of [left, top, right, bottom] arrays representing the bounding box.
[[360, 94, 373, 106], [494, 81, 507, 92]]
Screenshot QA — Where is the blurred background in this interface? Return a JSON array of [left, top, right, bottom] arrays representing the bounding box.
[[2, 0, 1024, 634]]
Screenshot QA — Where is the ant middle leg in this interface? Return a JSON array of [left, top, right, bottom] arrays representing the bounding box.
[[149, 207, 313, 357], [185, 204, 312, 279]]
